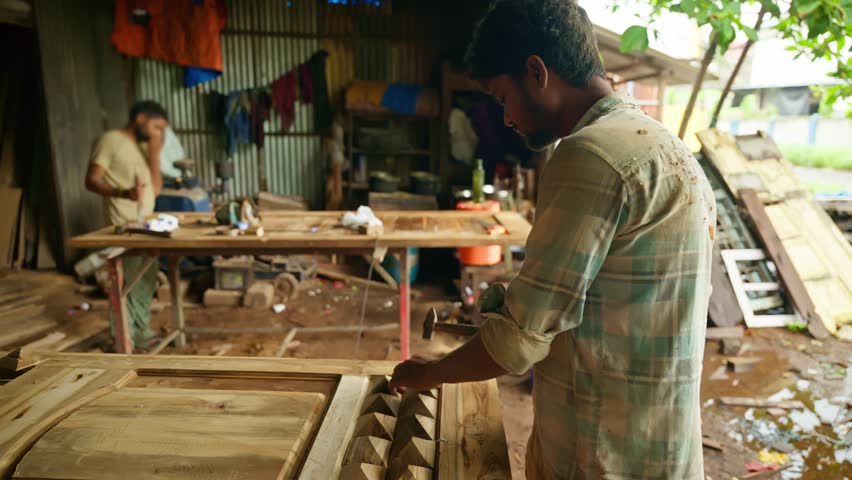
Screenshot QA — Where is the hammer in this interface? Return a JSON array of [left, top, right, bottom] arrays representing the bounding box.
[[422, 307, 479, 340]]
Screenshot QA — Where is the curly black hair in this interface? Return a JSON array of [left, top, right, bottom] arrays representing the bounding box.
[[129, 100, 169, 123], [464, 0, 605, 88]]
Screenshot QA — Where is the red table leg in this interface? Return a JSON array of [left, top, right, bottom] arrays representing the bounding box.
[[399, 249, 411, 360], [106, 257, 132, 354]]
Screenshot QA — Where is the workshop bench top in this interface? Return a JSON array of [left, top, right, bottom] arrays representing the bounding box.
[[68, 210, 533, 252]]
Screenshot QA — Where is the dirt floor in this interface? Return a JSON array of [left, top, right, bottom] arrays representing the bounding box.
[[4, 269, 852, 479]]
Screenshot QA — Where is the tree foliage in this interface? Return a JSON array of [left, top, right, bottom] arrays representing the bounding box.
[[614, 0, 851, 112]]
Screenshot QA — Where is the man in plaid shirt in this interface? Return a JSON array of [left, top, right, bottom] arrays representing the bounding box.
[[390, 1, 716, 478]]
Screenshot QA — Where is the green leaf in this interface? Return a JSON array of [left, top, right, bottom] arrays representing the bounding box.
[[807, 13, 831, 38], [716, 21, 736, 52], [722, 0, 742, 15], [798, 0, 824, 15], [742, 25, 759, 42], [620, 25, 650, 53]]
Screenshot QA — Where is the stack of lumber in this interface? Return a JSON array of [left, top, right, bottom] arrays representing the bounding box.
[[698, 129, 852, 340], [697, 152, 785, 328], [0, 282, 55, 348]]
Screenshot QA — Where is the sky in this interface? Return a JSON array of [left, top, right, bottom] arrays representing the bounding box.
[[578, 1, 841, 88]]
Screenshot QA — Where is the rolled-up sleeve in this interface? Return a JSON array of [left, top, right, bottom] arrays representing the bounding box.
[[479, 145, 628, 374]]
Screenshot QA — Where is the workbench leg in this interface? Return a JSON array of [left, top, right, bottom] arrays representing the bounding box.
[[399, 249, 411, 360], [168, 256, 186, 348], [503, 246, 513, 274], [106, 257, 132, 354]]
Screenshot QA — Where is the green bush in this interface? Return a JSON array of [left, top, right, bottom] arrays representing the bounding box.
[[779, 144, 852, 171]]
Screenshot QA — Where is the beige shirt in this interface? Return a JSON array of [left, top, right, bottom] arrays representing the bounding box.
[[90, 130, 155, 226]]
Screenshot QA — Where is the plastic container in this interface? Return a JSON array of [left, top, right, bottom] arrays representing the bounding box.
[[369, 171, 400, 193], [456, 200, 502, 266], [381, 247, 420, 283], [410, 171, 440, 196]]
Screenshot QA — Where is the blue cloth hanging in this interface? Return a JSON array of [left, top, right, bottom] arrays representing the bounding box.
[[185, 67, 221, 88]]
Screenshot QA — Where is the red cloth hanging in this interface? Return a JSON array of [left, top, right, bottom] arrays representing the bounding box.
[[112, 0, 227, 71], [271, 71, 299, 131]]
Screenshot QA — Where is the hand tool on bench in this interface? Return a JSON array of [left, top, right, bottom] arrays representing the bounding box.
[[475, 218, 507, 236], [114, 223, 173, 238], [422, 307, 479, 340]]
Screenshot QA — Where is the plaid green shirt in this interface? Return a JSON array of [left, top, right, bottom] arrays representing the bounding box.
[[480, 93, 716, 479]]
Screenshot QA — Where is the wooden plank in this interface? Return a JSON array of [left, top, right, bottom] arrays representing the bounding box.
[[147, 330, 182, 356], [708, 246, 744, 327], [0, 368, 135, 479], [167, 256, 186, 347], [299, 375, 370, 480], [318, 265, 399, 292], [14, 388, 326, 480], [719, 397, 805, 409], [0, 187, 22, 267], [0, 294, 43, 314], [46, 314, 108, 352], [1, 352, 398, 377], [438, 381, 511, 480], [740, 190, 831, 338], [21, 332, 66, 351], [0, 316, 56, 349], [363, 254, 398, 289], [68, 211, 533, 251], [705, 326, 745, 340]]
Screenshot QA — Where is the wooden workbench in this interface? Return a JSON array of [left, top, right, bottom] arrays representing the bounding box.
[[0, 351, 511, 479], [68, 211, 533, 357]]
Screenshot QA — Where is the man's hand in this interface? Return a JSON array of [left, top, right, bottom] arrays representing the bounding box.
[[389, 334, 508, 394], [147, 128, 164, 156], [127, 176, 146, 201], [389, 355, 441, 394]]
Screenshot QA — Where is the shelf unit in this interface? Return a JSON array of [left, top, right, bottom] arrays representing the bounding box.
[[346, 108, 438, 204]]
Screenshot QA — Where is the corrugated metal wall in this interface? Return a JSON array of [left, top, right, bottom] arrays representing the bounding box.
[[135, 0, 455, 208], [136, 0, 322, 206]]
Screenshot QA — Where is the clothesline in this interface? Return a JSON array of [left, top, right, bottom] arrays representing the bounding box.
[[207, 50, 331, 157]]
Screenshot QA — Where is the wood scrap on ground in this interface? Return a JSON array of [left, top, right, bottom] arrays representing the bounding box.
[[203, 289, 243, 307], [706, 326, 745, 340], [0, 287, 52, 348], [726, 357, 761, 373], [719, 397, 805, 409], [318, 264, 399, 293]]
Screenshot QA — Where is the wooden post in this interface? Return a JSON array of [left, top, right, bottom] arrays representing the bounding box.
[[503, 247, 512, 274], [656, 75, 667, 123], [167, 256, 186, 348], [106, 257, 132, 354], [399, 249, 411, 360]]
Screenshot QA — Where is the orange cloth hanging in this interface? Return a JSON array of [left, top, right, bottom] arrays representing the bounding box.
[[112, 0, 227, 71]]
